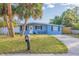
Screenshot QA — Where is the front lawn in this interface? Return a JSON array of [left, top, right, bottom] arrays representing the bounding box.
[[0, 35, 68, 54]]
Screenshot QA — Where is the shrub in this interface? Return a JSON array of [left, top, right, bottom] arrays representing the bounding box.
[[62, 27, 72, 34], [0, 21, 17, 27], [72, 23, 79, 30], [0, 21, 6, 27]]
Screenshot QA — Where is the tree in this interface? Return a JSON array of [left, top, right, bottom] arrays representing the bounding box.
[[50, 8, 77, 27], [0, 4, 18, 37], [0, 3, 43, 37], [7, 3, 15, 37], [50, 16, 62, 25], [15, 3, 42, 35], [61, 9, 77, 27], [73, 7, 79, 22], [0, 4, 11, 36]]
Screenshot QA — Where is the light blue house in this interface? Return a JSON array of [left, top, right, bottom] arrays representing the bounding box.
[[20, 23, 62, 35]]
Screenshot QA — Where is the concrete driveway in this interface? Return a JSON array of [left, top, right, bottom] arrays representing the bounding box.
[[53, 35, 79, 56]]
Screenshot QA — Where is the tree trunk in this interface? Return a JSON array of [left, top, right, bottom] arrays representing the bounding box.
[[23, 19, 28, 34], [9, 18, 15, 37], [7, 3, 15, 37], [4, 15, 10, 35]]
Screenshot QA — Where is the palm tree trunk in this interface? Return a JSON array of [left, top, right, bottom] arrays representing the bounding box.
[[9, 19, 15, 37], [7, 3, 15, 37], [4, 15, 10, 35], [23, 19, 28, 34]]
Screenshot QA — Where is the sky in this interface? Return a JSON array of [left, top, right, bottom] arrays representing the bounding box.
[[28, 3, 75, 24]]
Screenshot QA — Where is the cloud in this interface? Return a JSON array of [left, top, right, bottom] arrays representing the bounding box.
[[42, 6, 46, 10], [44, 3, 52, 5], [65, 4, 75, 9], [60, 3, 79, 6], [42, 3, 55, 10], [60, 3, 77, 9], [66, 6, 74, 9], [61, 3, 79, 7], [47, 4, 55, 8], [60, 3, 71, 6], [73, 4, 79, 7], [44, 3, 55, 8]]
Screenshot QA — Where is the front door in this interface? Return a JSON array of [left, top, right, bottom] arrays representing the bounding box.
[[29, 26, 33, 34]]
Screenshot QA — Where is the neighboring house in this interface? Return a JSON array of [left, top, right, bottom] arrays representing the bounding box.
[[0, 23, 62, 35]]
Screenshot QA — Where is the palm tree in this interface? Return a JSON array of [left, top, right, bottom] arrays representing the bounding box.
[[15, 3, 42, 34], [0, 4, 15, 37], [0, 4, 10, 36], [0, 3, 42, 37], [7, 3, 15, 37]]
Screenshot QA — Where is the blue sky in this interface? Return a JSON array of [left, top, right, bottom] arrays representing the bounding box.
[[28, 3, 75, 24]]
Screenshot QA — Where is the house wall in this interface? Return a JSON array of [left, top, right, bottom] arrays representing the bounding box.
[[26, 24, 62, 35], [47, 25, 62, 35], [0, 27, 20, 34], [0, 27, 8, 34], [26, 24, 47, 34], [0, 25, 62, 35]]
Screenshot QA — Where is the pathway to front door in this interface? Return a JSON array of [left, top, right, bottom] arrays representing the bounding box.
[[53, 35, 79, 56]]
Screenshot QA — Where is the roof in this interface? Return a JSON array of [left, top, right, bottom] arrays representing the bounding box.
[[27, 22, 48, 25], [19, 22, 62, 26]]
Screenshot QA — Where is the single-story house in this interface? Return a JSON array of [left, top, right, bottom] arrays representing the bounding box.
[[20, 23, 62, 34]]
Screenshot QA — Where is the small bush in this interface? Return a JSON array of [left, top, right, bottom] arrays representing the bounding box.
[[72, 23, 79, 30], [0, 21, 6, 27], [62, 27, 72, 34], [0, 20, 17, 27]]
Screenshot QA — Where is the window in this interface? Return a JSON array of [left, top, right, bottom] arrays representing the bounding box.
[[58, 26, 60, 31], [51, 26, 53, 31], [26, 26, 27, 30], [35, 26, 42, 30], [20, 25, 22, 31]]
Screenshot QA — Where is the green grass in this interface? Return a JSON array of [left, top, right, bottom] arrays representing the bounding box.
[[0, 35, 68, 54]]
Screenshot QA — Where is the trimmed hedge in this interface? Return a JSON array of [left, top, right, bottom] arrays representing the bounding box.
[[62, 27, 72, 34]]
